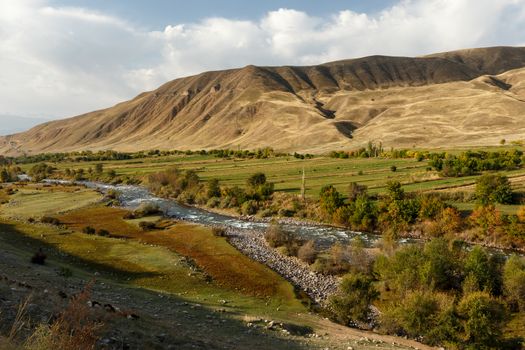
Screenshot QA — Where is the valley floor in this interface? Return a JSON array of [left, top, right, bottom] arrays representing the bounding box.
[[0, 184, 433, 350]]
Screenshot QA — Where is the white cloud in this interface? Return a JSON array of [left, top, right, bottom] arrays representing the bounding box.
[[1, 0, 525, 119]]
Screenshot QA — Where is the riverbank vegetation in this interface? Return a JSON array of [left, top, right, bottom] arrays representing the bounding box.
[[142, 166, 525, 250], [328, 239, 525, 349]]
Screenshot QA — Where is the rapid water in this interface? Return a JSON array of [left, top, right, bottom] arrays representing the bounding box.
[[73, 181, 384, 248]]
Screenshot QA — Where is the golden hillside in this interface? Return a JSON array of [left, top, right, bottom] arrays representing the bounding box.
[[2, 46, 525, 155]]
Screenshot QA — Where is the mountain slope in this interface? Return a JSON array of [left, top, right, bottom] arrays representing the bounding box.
[[2, 46, 525, 155]]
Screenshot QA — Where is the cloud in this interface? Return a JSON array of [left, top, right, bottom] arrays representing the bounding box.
[[1, 0, 525, 119]]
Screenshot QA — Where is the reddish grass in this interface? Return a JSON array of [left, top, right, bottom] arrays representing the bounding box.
[[57, 207, 141, 237], [57, 206, 294, 299]]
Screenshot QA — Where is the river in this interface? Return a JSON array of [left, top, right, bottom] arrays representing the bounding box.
[[72, 181, 389, 249]]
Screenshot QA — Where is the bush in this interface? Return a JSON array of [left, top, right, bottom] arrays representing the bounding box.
[[31, 248, 47, 265], [212, 227, 227, 237], [329, 273, 379, 324], [134, 202, 161, 217], [122, 211, 136, 220], [264, 223, 302, 255], [97, 229, 110, 237], [297, 240, 317, 264], [240, 200, 258, 215], [82, 226, 96, 235], [139, 221, 156, 231], [206, 196, 221, 208], [41, 216, 61, 226]]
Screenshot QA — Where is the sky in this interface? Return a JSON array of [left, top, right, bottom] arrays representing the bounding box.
[[1, 0, 525, 131]]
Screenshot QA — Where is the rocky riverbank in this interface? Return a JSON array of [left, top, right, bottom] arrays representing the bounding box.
[[223, 226, 339, 304]]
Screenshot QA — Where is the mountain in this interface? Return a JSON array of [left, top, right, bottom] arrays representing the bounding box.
[[0, 115, 52, 136], [2, 46, 525, 156]]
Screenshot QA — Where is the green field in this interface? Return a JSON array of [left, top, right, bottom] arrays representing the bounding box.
[[24, 149, 525, 215]]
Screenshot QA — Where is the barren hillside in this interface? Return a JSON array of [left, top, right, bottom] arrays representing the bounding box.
[[2, 46, 525, 155]]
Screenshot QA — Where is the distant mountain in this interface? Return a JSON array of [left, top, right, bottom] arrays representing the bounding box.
[[2, 46, 525, 155], [0, 116, 52, 136]]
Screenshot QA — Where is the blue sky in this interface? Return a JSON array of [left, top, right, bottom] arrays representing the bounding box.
[[1, 0, 525, 130], [48, 0, 399, 29]]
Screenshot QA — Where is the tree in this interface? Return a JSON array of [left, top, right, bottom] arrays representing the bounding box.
[[463, 246, 503, 296], [457, 292, 507, 349], [247, 172, 266, 187], [319, 185, 343, 218], [297, 240, 317, 264], [420, 238, 460, 291], [0, 168, 10, 183], [503, 255, 525, 311], [329, 273, 379, 324], [348, 182, 367, 202], [386, 181, 404, 201], [475, 174, 513, 205], [206, 178, 221, 198], [95, 163, 104, 174]]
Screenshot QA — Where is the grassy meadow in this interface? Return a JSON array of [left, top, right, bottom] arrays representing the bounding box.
[[0, 184, 306, 321], [19, 145, 525, 215]]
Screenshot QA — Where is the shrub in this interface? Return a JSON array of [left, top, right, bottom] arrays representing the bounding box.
[[297, 240, 317, 264], [206, 196, 221, 208], [97, 229, 110, 237], [41, 216, 61, 225], [134, 202, 161, 217], [31, 248, 47, 265], [212, 227, 227, 237], [139, 221, 156, 231], [264, 223, 302, 255], [240, 200, 258, 215], [122, 211, 136, 220], [329, 273, 379, 324], [82, 226, 96, 235]]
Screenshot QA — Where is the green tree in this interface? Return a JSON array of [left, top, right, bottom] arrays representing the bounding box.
[[475, 174, 513, 205], [329, 273, 379, 324], [463, 246, 503, 296], [420, 238, 460, 291], [386, 181, 404, 201], [247, 172, 266, 187], [319, 185, 343, 218], [206, 178, 221, 198], [503, 255, 525, 311], [457, 292, 507, 349]]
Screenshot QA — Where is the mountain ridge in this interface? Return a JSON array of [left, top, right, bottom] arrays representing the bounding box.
[[2, 46, 525, 155]]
